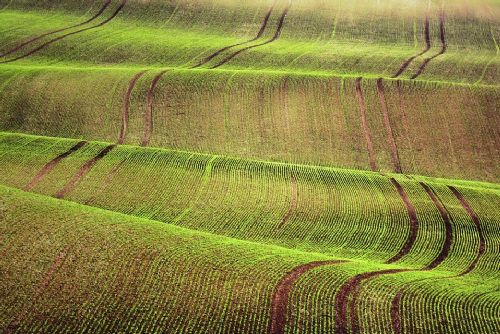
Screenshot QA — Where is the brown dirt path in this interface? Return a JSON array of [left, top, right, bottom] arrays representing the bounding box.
[[269, 260, 345, 334], [354, 77, 378, 172], [392, 16, 431, 78], [118, 70, 147, 144], [376, 78, 402, 173], [0, 1, 112, 58], [142, 70, 169, 147], [277, 175, 297, 228], [411, 12, 447, 80], [3, 249, 69, 334], [55, 144, 116, 199], [210, 0, 292, 69], [1, 0, 128, 64], [192, 0, 277, 68], [386, 178, 419, 264], [23, 141, 87, 191], [449, 186, 485, 276]]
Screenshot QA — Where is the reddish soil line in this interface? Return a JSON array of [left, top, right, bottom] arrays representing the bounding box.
[[210, 0, 291, 69], [376, 78, 402, 173], [392, 16, 431, 78], [448, 186, 486, 276], [0, 1, 112, 58], [3, 250, 68, 334], [55, 144, 116, 199], [334, 268, 411, 334], [23, 141, 87, 191], [354, 77, 378, 172], [386, 178, 419, 264], [118, 70, 147, 144], [192, 0, 277, 68], [269, 260, 345, 334], [1, 0, 128, 64], [142, 70, 168, 147], [277, 175, 297, 228], [420, 182, 452, 270], [410, 12, 447, 80]]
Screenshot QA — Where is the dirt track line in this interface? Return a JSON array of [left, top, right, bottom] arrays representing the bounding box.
[[1, 0, 127, 64], [118, 70, 147, 144], [336, 182, 454, 333], [448, 186, 486, 276], [410, 12, 447, 80], [0, 1, 112, 59], [376, 78, 402, 173], [142, 70, 169, 146], [277, 175, 297, 228], [334, 268, 411, 334], [3, 249, 69, 334], [23, 141, 87, 191], [210, 0, 291, 69], [269, 260, 345, 334], [420, 182, 452, 270], [386, 178, 419, 264], [392, 16, 431, 78], [192, 0, 277, 68], [354, 77, 378, 172], [55, 144, 116, 199]]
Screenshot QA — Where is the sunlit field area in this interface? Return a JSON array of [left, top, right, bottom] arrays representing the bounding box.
[[0, 1, 499, 333]]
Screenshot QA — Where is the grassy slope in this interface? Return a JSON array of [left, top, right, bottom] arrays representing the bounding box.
[[0, 184, 498, 333]]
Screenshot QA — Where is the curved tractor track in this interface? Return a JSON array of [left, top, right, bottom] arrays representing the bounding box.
[[210, 0, 292, 69], [119, 70, 148, 145], [269, 260, 346, 334], [392, 16, 431, 78], [55, 144, 116, 199], [411, 12, 447, 80], [390, 185, 484, 334], [1, 0, 127, 64], [142, 70, 169, 147], [23, 141, 87, 191], [192, 0, 278, 68], [333, 181, 454, 333], [0, 0, 112, 59]]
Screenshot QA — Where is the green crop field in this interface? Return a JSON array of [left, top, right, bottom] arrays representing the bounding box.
[[0, 0, 498, 333]]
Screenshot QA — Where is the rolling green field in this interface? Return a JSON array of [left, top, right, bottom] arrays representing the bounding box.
[[0, 0, 499, 333]]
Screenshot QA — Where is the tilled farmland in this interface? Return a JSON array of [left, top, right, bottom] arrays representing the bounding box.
[[0, 1, 499, 333]]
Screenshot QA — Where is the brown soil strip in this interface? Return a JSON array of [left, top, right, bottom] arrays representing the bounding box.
[[449, 186, 486, 276], [376, 78, 402, 173], [210, 0, 291, 69], [269, 260, 345, 334], [23, 141, 87, 191], [55, 144, 116, 199], [420, 182, 452, 270], [391, 290, 404, 334], [0, 1, 112, 58], [277, 175, 297, 228], [3, 249, 68, 334], [386, 178, 419, 264], [354, 77, 378, 171], [334, 268, 411, 334], [1, 0, 128, 63], [410, 12, 447, 80], [392, 16, 431, 78], [142, 70, 168, 146], [192, 0, 277, 68], [118, 70, 147, 144]]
